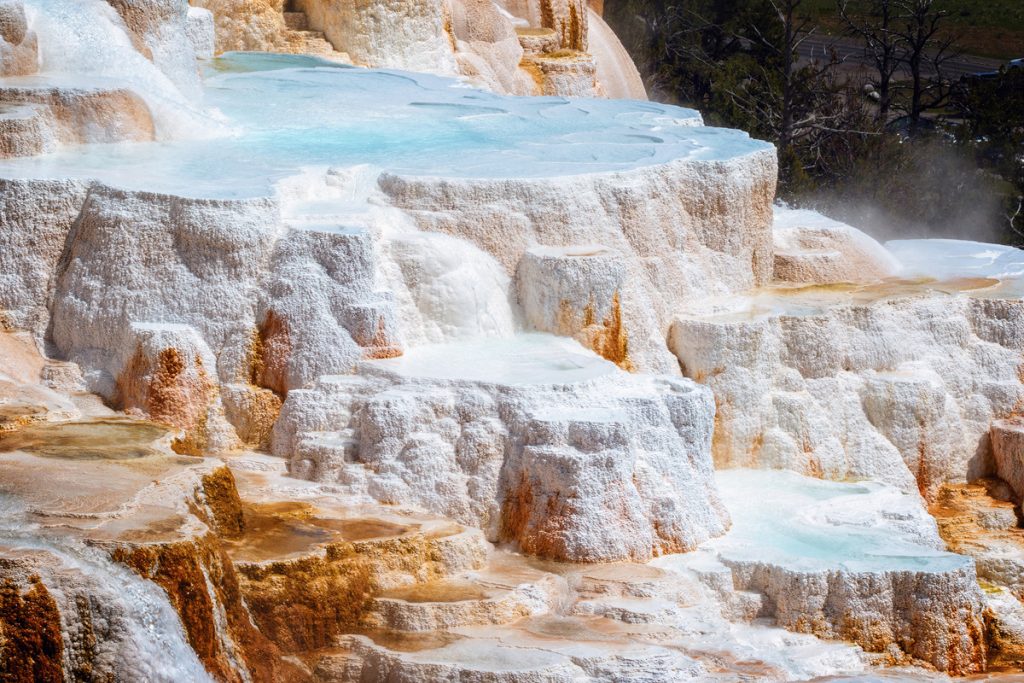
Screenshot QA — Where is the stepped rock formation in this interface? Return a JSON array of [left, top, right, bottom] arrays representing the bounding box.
[[1, 0, 1024, 680], [671, 284, 1024, 501], [0, 0, 38, 77], [273, 339, 728, 562]]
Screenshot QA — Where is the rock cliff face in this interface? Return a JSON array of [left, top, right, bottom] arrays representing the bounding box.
[[1, 0, 1023, 680]]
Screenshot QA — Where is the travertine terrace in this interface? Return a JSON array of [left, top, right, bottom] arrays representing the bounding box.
[[2, 1, 1024, 681]]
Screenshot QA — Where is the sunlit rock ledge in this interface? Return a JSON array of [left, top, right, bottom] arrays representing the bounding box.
[[670, 257, 1024, 504], [684, 470, 987, 674], [192, 0, 645, 99], [273, 335, 728, 563]]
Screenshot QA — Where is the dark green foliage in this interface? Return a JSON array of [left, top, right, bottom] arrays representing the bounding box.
[[953, 67, 1024, 240], [605, 0, 1023, 243]]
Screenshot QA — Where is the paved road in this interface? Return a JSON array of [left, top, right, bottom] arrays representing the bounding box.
[[797, 33, 1008, 79]]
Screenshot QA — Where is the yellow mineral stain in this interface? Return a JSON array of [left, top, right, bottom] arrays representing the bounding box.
[[223, 502, 411, 563], [113, 534, 301, 683], [380, 579, 492, 603], [201, 467, 246, 539], [116, 345, 218, 456], [0, 417, 167, 460], [568, 3, 583, 51]]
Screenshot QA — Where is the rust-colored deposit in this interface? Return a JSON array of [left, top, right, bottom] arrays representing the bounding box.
[[250, 311, 292, 397], [200, 467, 246, 539], [557, 292, 634, 371], [519, 57, 546, 93], [357, 316, 403, 360], [538, 0, 586, 51], [117, 346, 216, 456], [231, 508, 469, 654], [112, 535, 300, 683], [234, 546, 376, 654], [0, 575, 63, 683], [227, 385, 282, 450], [499, 473, 577, 561]]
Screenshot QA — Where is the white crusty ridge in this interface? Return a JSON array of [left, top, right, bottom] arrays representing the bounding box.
[[273, 335, 730, 562]]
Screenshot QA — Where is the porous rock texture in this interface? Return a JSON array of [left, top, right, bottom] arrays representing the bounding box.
[[521, 49, 599, 96], [992, 417, 1024, 501], [381, 149, 778, 373], [49, 185, 284, 399], [0, 0, 38, 77], [1, 126, 776, 442], [496, 0, 588, 50], [7, 182, 413, 443], [273, 356, 729, 562], [724, 559, 986, 673], [190, 0, 291, 53], [0, 351, 292, 683], [932, 480, 1024, 640], [516, 245, 637, 369], [772, 207, 901, 284], [115, 323, 238, 455], [671, 291, 1024, 501], [233, 519, 490, 653], [669, 470, 992, 675], [0, 84, 155, 158], [297, 0, 460, 75], [449, 0, 535, 96], [328, 630, 707, 682], [1, 0, 1018, 675], [0, 178, 90, 333], [932, 479, 1024, 671]]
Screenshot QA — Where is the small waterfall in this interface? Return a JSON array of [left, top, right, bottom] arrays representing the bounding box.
[[274, 166, 522, 346], [21, 0, 219, 140], [0, 495, 214, 683]]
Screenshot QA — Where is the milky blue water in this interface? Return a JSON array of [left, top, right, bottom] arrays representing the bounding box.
[[0, 52, 772, 198], [711, 470, 969, 573], [888, 238, 1024, 282]]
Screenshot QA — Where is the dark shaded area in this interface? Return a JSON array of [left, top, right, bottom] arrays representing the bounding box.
[[605, 0, 1024, 243]]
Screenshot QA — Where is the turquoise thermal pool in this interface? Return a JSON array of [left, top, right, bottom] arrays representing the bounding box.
[[0, 52, 772, 198], [710, 469, 970, 573]]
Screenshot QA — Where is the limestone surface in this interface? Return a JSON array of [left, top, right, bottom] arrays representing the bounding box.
[[193, 0, 643, 98], [772, 206, 901, 284], [687, 470, 988, 674], [274, 335, 729, 562], [0, 82, 155, 156], [993, 417, 1024, 501], [381, 145, 777, 373], [0, 0, 38, 77], [670, 277, 1024, 500]]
